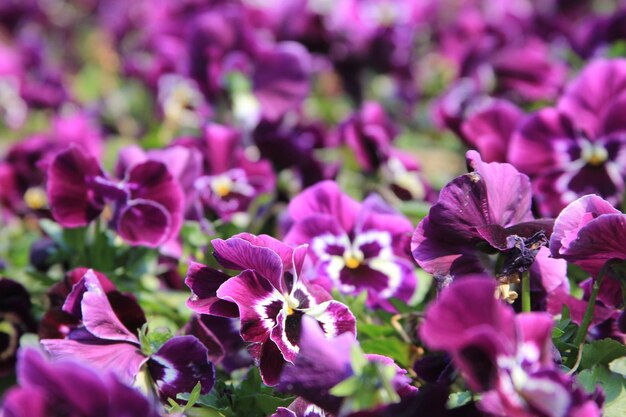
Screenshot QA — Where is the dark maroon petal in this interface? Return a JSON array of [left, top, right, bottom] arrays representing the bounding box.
[[185, 262, 238, 318], [149, 335, 215, 400], [38, 310, 81, 339], [117, 199, 171, 247], [258, 339, 288, 386], [184, 315, 226, 363], [107, 291, 147, 336], [127, 160, 184, 244], [253, 42, 310, 121], [460, 99, 524, 163], [212, 236, 286, 293], [466, 150, 533, 227], [419, 276, 516, 355], [47, 146, 104, 227], [217, 270, 284, 343], [62, 269, 115, 318]]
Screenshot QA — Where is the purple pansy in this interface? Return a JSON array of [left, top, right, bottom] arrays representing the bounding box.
[[186, 233, 356, 386], [509, 59, 626, 217], [411, 151, 562, 304], [550, 194, 626, 276], [272, 398, 331, 417], [420, 277, 602, 417], [174, 123, 275, 223], [284, 181, 417, 311], [1, 348, 162, 417], [40, 270, 214, 401], [47, 146, 184, 248]]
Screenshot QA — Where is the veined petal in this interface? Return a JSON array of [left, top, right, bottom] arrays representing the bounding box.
[[185, 262, 238, 318], [80, 271, 139, 344], [216, 270, 285, 342], [213, 237, 286, 293], [149, 336, 215, 401], [41, 338, 146, 386], [116, 199, 171, 247], [302, 300, 356, 339]]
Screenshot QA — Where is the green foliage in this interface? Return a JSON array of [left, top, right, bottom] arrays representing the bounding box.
[[577, 365, 626, 417], [580, 339, 626, 371]]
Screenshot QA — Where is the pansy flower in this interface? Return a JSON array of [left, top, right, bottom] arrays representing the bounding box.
[[186, 233, 356, 385], [47, 146, 184, 248], [41, 270, 215, 401], [509, 59, 626, 217], [412, 150, 564, 304], [420, 277, 603, 417], [173, 123, 275, 224], [1, 348, 163, 417], [284, 181, 417, 311]]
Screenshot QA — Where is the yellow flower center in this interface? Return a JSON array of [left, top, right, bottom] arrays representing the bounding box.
[[212, 177, 233, 198], [582, 143, 608, 166], [24, 187, 47, 210], [344, 256, 361, 269]]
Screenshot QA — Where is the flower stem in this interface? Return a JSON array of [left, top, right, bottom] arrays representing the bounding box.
[[566, 266, 606, 369], [521, 271, 531, 312]]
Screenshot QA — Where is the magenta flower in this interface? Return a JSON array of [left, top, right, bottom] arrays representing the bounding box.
[[1, 348, 162, 417], [284, 181, 417, 311], [186, 233, 356, 386], [420, 277, 602, 417], [550, 194, 626, 276], [41, 270, 214, 401], [47, 146, 184, 248], [412, 150, 559, 282], [509, 59, 626, 217], [174, 123, 275, 223]]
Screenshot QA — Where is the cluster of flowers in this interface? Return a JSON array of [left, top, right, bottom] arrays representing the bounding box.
[[1, 1, 625, 416]]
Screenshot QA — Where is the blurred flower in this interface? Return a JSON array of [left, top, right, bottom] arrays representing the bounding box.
[[1, 348, 163, 417], [284, 181, 417, 311], [420, 277, 603, 417], [0, 278, 36, 376], [509, 59, 626, 217]]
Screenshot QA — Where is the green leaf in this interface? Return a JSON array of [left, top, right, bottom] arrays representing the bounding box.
[[609, 357, 626, 377], [447, 391, 472, 409], [330, 376, 360, 397], [183, 382, 203, 411], [350, 344, 368, 375], [580, 339, 626, 370], [360, 337, 410, 368], [252, 394, 294, 415]]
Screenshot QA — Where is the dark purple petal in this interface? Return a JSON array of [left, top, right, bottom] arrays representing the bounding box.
[[257, 339, 288, 386], [185, 262, 238, 318], [213, 236, 287, 293], [216, 270, 284, 343], [419, 276, 516, 355], [149, 335, 215, 400], [460, 99, 524, 163], [117, 199, 172, 247], [126, 160, 184, 244], [253, 42, 310, 121], [184, 315, 226, 363], [47, 146, 104, 227]]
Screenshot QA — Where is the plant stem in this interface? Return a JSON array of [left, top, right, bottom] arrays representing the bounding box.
[[565, 265, 606, 368], [521, 271, 531, 312]]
